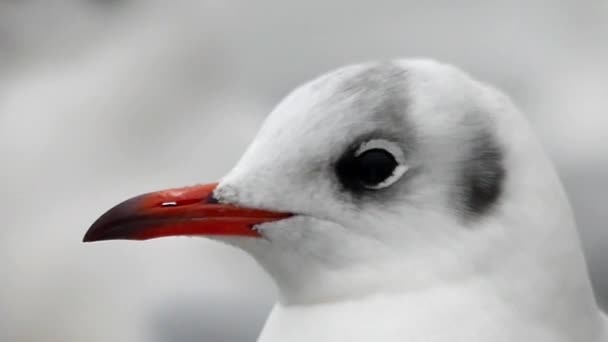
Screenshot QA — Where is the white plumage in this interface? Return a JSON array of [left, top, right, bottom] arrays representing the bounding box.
[[212, 59, 607, 341]]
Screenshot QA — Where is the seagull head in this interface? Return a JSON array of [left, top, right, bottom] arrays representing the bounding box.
[[84, 60, 584, 305]]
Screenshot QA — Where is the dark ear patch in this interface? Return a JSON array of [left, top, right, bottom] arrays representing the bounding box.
[[459, 133, 505, 217]]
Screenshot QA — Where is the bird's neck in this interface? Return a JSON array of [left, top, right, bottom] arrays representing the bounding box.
[[259, 219, 605, 341], [259, 272, 606, 342]]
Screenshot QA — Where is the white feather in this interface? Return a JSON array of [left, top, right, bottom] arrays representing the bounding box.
[[215, 59, 607, 341]]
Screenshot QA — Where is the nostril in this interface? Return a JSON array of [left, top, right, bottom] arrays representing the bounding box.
[[207, 194, 220, 204]]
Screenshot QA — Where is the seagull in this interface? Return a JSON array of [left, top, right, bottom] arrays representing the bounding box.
[[84, 59, 607, 341]]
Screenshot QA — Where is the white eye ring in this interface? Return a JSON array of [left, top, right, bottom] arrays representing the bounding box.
[[354, 139, 409, 189]]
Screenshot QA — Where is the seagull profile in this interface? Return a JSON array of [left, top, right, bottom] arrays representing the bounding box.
[[84, 59, 607, 341]]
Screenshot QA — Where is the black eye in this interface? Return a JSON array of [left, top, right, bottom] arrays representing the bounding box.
[[355, 149, 398, 187], [336, 139, 408, 191]]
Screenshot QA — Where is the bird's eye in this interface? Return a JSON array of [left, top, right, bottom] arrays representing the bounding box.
[[355, 148, 399, 187], [337, 139, 408, 191]]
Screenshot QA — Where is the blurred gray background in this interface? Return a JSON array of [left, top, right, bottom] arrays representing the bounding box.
[[1, 1, 606, 341]]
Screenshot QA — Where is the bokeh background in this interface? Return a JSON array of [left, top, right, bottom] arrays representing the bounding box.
[[1, 1, 607, 341]]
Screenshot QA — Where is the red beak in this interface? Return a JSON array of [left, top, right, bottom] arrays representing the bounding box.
[[83, 183, 291, 242]]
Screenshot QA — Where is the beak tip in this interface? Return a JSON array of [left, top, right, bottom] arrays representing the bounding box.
[[82, 232, 94, 243], [82, 226, 100, 243], [82, 221, 131, 243]]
